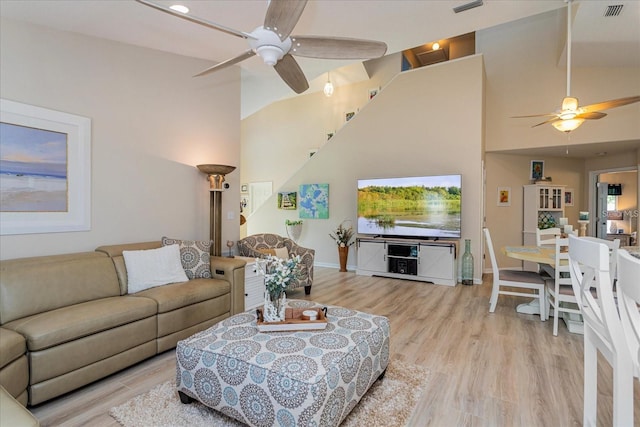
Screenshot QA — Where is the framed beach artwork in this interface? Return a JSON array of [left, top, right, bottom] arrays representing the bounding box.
[[299, 184, 329, 219], [497, 186, 511, 207], [0, 99, 91, 235]]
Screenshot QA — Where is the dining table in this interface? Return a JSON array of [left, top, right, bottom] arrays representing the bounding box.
[[503, 243, 638, 333]]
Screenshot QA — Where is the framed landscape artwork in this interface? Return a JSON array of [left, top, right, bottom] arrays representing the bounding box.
[[299, 184, 329, 219], [278, 192, 297, 210], [0, 99, 91, 235]]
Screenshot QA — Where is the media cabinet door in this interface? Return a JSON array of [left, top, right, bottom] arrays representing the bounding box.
[[356, 240, 387, 272], [418, 245, 455, 281]]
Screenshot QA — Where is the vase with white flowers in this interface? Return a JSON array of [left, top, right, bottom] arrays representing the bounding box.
[[329, 221, 355, 272], [256, 254, 301, 322]]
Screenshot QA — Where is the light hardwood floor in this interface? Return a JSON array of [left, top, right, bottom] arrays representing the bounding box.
[[30, 267, 639, 426]]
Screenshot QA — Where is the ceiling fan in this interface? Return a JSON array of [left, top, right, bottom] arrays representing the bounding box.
[[135, 0, 387, 94], [512, 0, 640, 133]]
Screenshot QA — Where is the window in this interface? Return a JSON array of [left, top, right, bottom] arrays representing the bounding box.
[[607, 195, 617, 211]]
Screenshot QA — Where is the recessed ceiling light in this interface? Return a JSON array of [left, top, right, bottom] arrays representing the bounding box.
[[169, 4, 189, 14], [432, 42, 440, 50]]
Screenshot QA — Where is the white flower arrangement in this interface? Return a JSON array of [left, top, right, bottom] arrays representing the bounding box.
[[255, 254, 301, 322], [256, 254, 302, 296]]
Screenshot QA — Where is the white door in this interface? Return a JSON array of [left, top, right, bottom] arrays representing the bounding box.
[[596, 181, 608, 238], [248, 181, 272, 215]]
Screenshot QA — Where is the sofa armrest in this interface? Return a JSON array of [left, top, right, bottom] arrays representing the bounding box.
[[0, 386, 39, 426], [210, 257, 246, 315], [284, 239, 315, 259]]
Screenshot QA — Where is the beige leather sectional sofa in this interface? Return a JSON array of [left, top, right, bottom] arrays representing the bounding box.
[[0, 241, 245, 417]]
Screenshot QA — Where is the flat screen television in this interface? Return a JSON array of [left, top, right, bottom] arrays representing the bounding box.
[[357, 174, 461, 239]]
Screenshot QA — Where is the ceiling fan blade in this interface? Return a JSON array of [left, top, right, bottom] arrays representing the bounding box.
[[264, 0, 308, 41], [511, 113, 558, 119], [274, 54, 309, 94], [134, 0, 254, 40], [580, 95, 640, 114], [576, 111, 607, 120], [532, 117, 562, 128], [290, 36, 387, 59], [193, 50, 256, 77]]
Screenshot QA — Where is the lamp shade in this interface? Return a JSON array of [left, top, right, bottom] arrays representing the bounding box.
[[552, 118, 584, 133]]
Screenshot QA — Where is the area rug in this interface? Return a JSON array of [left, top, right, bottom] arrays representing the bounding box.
[[110, 359, 429, 427]]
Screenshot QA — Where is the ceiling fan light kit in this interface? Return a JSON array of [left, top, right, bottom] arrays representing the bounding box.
[[512, 0, 639, 133], [552, 118, 584, 133], [135, 0, 387, 95]]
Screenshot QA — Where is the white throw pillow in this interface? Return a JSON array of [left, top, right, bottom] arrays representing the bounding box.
[[123, 244, 189, 293]]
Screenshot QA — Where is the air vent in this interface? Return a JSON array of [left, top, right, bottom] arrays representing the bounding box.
[[604, 4, 623, 17], [453, 0, 483, 14]]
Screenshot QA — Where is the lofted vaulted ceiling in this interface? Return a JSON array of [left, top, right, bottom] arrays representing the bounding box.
[[2, 1, 639, 159], [2, 0, 638, 121]]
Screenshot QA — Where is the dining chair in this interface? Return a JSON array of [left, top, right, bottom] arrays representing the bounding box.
[[483, 228, 547, 320], [616, 250, 640, 380], [536, 227, 561, 246], [581, 236, 620, 283], [544, 237, 579, 336], [568, 235, 633, 427]]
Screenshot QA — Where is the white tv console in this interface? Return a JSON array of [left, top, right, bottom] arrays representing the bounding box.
[[355, 237, 458, 286]]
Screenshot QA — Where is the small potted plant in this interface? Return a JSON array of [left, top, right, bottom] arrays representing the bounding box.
[[329, 221, 355, 272], [285, 219, 303, 242]]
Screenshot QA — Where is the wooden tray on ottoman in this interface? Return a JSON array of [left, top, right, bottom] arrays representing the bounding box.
[[256, 306, 328, 332]]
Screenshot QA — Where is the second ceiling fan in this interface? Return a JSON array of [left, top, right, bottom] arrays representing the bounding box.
[[512, 0, 639, 133], [135, 0, 387, 94]]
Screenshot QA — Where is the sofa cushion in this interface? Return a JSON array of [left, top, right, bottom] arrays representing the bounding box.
[[2, 296, 157, 352], [0, 328, 25, 370], [161, 237, 212, 279], [95, 241, 162, 295], [135, 278, 230, 314], [123, 245, 189, 293], [0, 252, 121, 324]]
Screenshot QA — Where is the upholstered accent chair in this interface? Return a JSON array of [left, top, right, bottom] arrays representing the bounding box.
[[238, 233, 314, 295]]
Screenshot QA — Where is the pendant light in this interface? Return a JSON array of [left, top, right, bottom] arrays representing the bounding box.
[[323, 72, 334, 97]]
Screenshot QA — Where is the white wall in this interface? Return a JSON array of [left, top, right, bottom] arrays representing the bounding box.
[[246, 55, 485, 282], [0, 18, 241, 259]]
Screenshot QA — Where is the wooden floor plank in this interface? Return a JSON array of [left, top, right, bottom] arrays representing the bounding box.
[[28, 267, 639, 426]]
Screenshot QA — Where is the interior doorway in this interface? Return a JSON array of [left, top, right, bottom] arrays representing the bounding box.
[[589, 167, 638, 246]]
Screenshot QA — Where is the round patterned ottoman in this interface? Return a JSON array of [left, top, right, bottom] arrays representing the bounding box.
[[175, 300, 390, 426]]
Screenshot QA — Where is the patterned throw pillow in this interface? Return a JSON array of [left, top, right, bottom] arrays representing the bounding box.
[[161, 237, 212, 279]]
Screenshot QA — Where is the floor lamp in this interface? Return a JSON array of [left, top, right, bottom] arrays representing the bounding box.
[[197, 164, 236, 256]]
